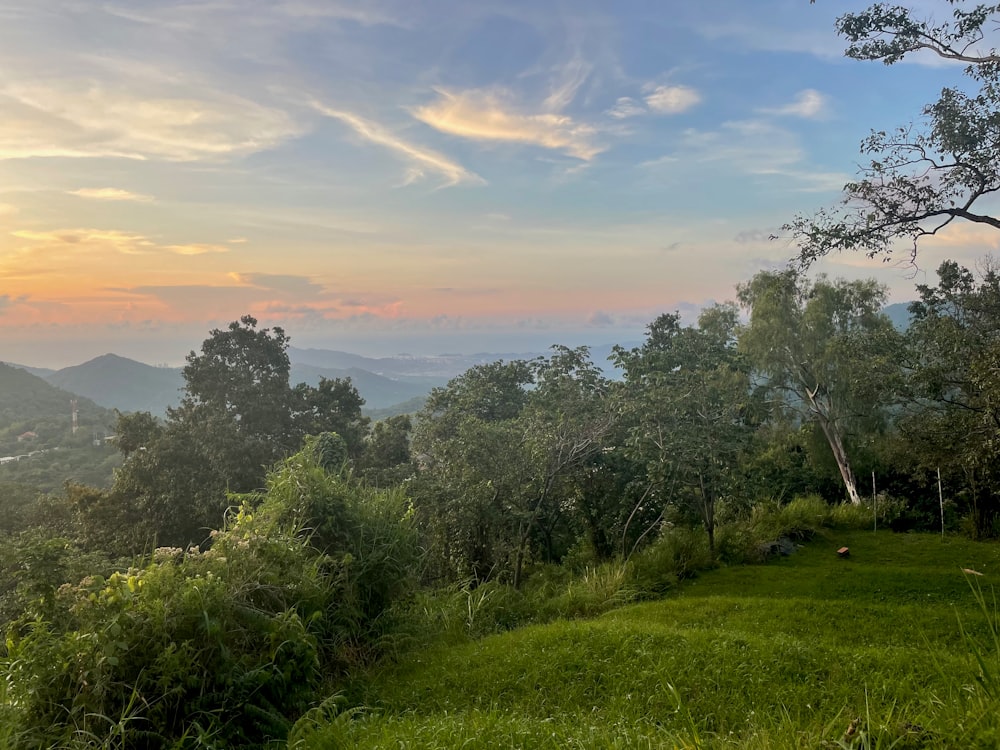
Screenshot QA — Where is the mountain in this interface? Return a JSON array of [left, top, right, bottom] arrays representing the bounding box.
[[46, 354, 184, 416], [289, 363, 446, 410], [883, 302, 913, 331]]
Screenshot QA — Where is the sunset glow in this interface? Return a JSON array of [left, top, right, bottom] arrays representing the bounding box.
[[0, 0, 989, 366]]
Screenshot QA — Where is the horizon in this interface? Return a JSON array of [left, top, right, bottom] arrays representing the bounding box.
[[1, 1, 992, 368]]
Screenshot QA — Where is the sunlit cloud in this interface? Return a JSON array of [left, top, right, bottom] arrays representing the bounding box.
[[0, 82, 300, 161], [606, 97, 646, 119], [9, 228, 231, 258], [165, 243, 229, 256], [760, 89, 828, 119], [312, 101, 483, 187], [12, 228, 155, 254], [229, 272, 329, 298], [0, 203, 17, 217], [412, 88, 604, 161], [69, 187, 155, 202], [643, 85, 701, 114]]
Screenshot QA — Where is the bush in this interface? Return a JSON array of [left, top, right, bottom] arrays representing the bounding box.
[[1, 446, 421, 748], [629, 525, 713, 597], [751, 494, 829, 541]]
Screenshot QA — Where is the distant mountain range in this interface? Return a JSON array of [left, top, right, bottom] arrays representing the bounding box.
[[3, 311, 905, 420]]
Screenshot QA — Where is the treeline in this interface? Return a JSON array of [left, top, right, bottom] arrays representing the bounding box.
[[2, 260, 1000, 746]]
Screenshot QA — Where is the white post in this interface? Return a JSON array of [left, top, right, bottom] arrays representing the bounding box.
[[872, 471, 877, 532], [938, 467, 945, 538]]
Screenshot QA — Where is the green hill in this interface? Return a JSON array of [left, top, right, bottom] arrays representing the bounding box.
[[0, 363, 119, 491], [45, 354, 184, 417], [323, 531, 1000, 748]]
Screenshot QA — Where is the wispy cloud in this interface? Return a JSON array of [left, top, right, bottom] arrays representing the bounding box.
[[759, 89, 828, 119], [12, 228, 230, 256], [644, 85, 701, 114], [229, 272, 329, 298], [0, 203, 17, 217], [12, 228, 155, 253], [413, 88, 603, 160], [0, 82, 300, 161], [312, 101, 483, 187], [69, 187, 155, 202], [606, 97, 646, 119]]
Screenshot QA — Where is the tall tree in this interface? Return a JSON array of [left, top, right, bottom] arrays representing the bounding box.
[[111, 316, 368, 549], [411, 351, 614, 585], [789, 2, 1000, 265], [615, 305, 754, 554], [737, 271, 902, 505], [902, 258, 1000, 534]]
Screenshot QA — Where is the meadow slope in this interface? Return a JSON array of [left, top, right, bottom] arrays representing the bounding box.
[[308, 531, 1000, 749]]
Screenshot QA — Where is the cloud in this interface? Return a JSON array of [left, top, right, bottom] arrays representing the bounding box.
[[0, 81, 300, 161], [11, 228, 232, 256], [229, 272, 328, 298], [69, 187, 155, 202], [588, 310, 615, 327], [0, 203, 17, 217], [760, 89, 828, 119], [412, 88, 604, 161], [644, 85, 701, 114], [165, 243, 229, 256], [12, 228, 155, 254], [313, 101, 483, 187], [606, 97, 646, 120]]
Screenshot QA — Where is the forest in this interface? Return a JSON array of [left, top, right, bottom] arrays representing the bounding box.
[[4, 1, 1000, 747]]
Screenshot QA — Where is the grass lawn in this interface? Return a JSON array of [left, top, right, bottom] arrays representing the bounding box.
[[299, 530, 1000, 748]]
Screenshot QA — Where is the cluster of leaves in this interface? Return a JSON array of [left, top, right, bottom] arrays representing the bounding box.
[[1, 443, 419, 748]]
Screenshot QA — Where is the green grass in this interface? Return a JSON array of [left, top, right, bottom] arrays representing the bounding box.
[[302, 530, 1000, 748]]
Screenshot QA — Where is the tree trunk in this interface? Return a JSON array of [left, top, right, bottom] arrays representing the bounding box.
[[817, 417, 862, 505]]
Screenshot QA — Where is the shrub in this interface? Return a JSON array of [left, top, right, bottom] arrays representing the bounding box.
[[1, 445, 421, 748], [629, 525, 712, 597]]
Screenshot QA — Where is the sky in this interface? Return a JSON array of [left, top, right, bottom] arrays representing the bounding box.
[[2, 0, 999, 368]]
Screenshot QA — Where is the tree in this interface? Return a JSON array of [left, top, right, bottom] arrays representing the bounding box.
[[737, 271, 902, 505], [411, 351, 615, 585], [615, 305, 754, 554], [901, 258, 1000, 534], [110, 316, 369, 550], [789, 2, 1000, 265]]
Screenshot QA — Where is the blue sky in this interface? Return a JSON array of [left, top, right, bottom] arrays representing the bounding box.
[[0, 0, 995, 366]]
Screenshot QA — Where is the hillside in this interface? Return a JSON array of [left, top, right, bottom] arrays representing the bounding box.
[[330, 531, 1000, 748], [46, 354, 184, 416], [0, 363, 120, 490], [0, 363, 113, 448]]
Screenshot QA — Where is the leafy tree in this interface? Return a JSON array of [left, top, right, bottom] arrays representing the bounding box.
[[737, 271, 902, 505], [901, 258, 1000, 534], [411, 351, 615, 585], [358, 414, 414, 487], [615, 305, 755, 554], [110, 316, 368, 550], [790, 1, 1000, 264]]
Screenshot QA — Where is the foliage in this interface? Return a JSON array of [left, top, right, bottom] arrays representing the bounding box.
[[1, 444, 419, 748], [411, 349, 616, 585], [319, 531, 1000, 749], [109, 316, 370, 550], [738, 271, 902, 505], [615, 305, 756, 554], [900, 259, 1000, 536], [790, 1, 1000, 264]]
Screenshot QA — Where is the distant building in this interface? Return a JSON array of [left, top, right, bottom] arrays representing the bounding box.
[[16, 431, 38, 442]]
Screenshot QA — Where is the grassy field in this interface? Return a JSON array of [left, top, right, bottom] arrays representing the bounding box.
[[298, 530, 1000, 749]]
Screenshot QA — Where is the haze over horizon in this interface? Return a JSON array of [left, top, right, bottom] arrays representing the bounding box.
[[2, 0, 996, 368]]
